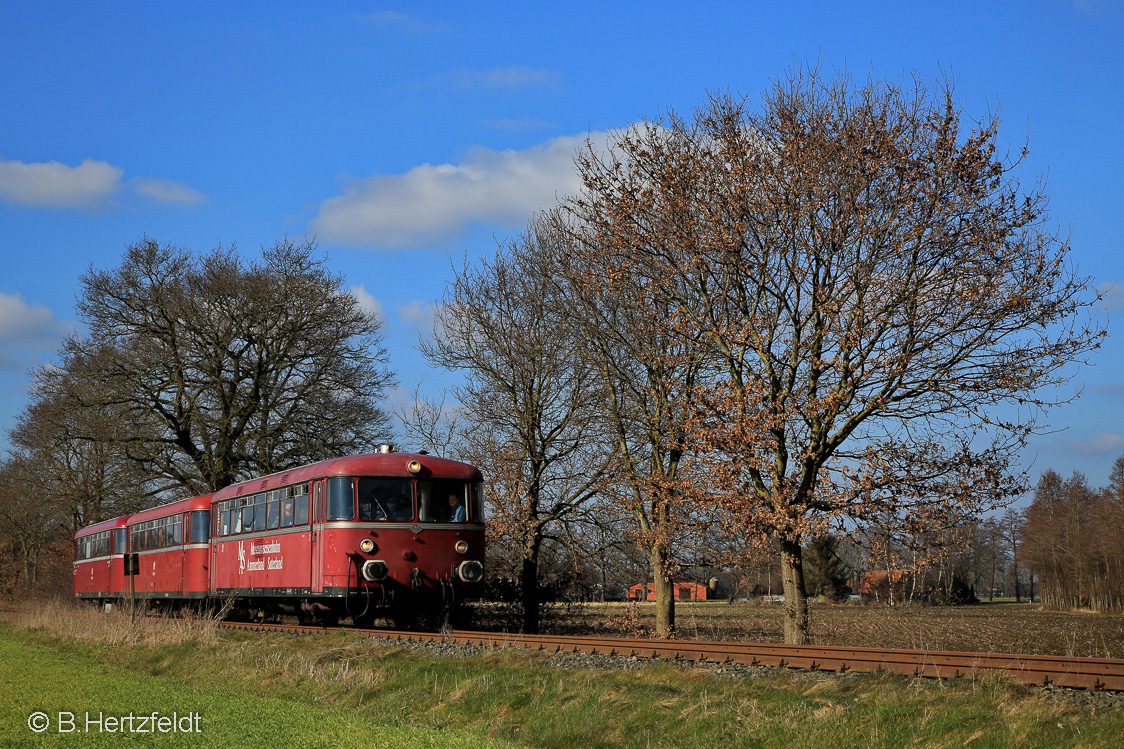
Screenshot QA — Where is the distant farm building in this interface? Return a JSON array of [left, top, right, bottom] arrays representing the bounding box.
[[628, 581, 708, 601], [857, 570, 910, 601]]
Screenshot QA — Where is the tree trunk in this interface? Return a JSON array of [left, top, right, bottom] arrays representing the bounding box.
[[521, 531, 544, 634], [780, 538, 809, 644], [651, 542, 675, 637], [521, 554, 540, 634]]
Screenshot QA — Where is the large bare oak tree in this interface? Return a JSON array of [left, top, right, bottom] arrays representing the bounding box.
[[40, 237, 394, 494]]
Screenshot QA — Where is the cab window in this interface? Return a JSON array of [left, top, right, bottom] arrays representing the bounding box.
[[327, 478, 355, 520]]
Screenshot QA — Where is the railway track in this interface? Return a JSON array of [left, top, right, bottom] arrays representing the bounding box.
[[218, 620, 1124, 691]]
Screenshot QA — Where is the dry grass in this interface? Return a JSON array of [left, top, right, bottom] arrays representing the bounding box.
[[1, 598, 223, 646], [551, 600, 1124, 658]]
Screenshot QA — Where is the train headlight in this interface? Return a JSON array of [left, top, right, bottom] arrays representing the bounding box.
[[454, 540, 469, 555], [359, 538, 375, 554], [407, 460, 422, 474], [456, 560, 484, 583], [361, 560, 388, 582]]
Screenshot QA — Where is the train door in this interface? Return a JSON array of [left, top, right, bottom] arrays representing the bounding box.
[[180, 511, 189, 596], [310, 480, 324, 593], [209, 513, 219, 595]]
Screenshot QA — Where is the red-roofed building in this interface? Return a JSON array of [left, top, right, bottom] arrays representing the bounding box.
[[628, 581, 708, 601], [857, 570, 909, 601]]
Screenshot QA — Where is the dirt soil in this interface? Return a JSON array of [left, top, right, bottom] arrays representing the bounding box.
[[539, 601, 1124, 658]]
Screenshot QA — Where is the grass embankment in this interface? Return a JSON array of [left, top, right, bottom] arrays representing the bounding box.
[[1, 602, 1122, 748]]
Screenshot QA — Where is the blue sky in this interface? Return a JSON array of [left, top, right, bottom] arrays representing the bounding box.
[[1, 2, 1122, 495]]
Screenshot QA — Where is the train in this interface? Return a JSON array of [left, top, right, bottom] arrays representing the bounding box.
[[73, 451, 486, 627]]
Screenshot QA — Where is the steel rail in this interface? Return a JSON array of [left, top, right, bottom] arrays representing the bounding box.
[[216, 620, 1124, 691]]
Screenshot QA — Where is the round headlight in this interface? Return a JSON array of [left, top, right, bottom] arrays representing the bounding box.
[[407, 460, 422, 474], [454, 540, 469, 555], [359, 538, 375, 553], [456, 560, 484, 583], [361, 560, 388, 582]]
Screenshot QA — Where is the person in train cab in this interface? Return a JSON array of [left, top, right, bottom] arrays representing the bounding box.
[[385, 494, 410, 521], [449, 494, 466, 523]]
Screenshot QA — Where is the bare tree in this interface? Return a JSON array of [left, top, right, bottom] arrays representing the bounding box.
[[1000, 507, 1024, 602], [0, 455, 66, 592], [40, 237, 394, 494], [422, 223, 612, 633], [551, 208, 712, 637], [565, 66, 1103, 642], [1023, 463, 1124, 612], [12, 389, 153, 533]]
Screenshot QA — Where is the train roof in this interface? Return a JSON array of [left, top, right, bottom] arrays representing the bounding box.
[[127, 493, 215, 524], [211, 452, 482, 503], [75, 514, 131, 537]]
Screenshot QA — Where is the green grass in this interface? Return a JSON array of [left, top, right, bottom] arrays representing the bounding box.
[[0, 625, 516, 748], [2, 608, 1123, 748]]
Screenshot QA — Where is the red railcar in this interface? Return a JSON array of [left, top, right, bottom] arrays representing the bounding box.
[[209, 452, 485, 624], [126, 494, 215, 600], [74, 515, 131, 600], [73, 452, 485, 626]]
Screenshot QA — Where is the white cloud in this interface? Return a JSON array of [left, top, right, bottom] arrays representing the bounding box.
[[310, 132, 605, 248], [131, 177, 207, 206], [0, 292, 72, 372], [350, 285, 387, 326], [0, 157, 206, 210], [1058, 432, 1124, 454], [364, 10, 412, 25], [0, 157, 122, 208], [396, 300, 435, 335], [1098, 281, 1124, 312], [444, 66, 562, 91], [360, 11, 448, 33]]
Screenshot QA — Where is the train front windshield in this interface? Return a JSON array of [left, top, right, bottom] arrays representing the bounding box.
[[330, 477, 483, 523], [356, 478, 413, 521], [416, 479, 483, 523]]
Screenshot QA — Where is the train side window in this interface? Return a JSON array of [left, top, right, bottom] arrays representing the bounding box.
[[295, 493, 309, 525], [327, 477, 355, 520], [172, 516, 182, 545], [253, 494, 268, 532], [267, 498, 280, 529], [470, 482, 485, 522], [280, 496, 294, 528], [240, 501, 253, 534], [190, 511, 210, 543], [116, 528, 127, 554]]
